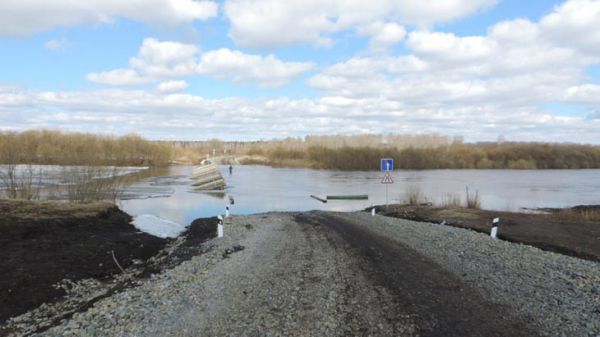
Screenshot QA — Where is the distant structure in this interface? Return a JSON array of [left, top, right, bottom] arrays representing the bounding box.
[[191, 162, 226, 190]]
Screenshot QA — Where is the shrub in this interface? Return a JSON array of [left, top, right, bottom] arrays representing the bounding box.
[[405, 185, 425, 205], [60, 166, 133, 203], [465, 187, 481, 209], [0, 164, 40, 200]]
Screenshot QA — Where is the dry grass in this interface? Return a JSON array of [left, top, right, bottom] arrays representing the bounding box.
[[405, 185, 425, 205], [237, 155, 270, 165], [439, 193, 462, 208], [551, 209, 600, 222], [0, 199, 112, 221], [465, 187, 481, 209]]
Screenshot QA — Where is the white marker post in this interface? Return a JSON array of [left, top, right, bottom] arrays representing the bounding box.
[[371, 207, 376, 216], [490, 217, 500, 239], [217, 215, 224, 238], [225, 205, 230, 218]]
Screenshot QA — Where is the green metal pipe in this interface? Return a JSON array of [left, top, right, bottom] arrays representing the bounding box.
[[326, 195, 369, 200]]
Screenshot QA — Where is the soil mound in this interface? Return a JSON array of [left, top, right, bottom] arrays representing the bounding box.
[[0, 201, 167, 324]]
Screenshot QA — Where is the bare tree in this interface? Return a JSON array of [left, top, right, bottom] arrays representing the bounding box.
[[0, 164, 41, 200]]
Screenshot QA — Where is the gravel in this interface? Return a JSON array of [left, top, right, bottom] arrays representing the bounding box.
[[31, 213, 415, 337], [19, 211, 600, 337], [338, 211, 600, 337]]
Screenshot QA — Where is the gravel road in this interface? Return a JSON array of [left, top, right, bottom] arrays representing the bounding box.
[[31, 211, 599, 337]]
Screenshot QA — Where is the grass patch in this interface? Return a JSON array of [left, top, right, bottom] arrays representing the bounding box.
[[0, 199, 113, 221], [551, 209, 600, 222], [439, 193, 462, 208], [405, 185, 425, 205], [465, 187, 481, 209]]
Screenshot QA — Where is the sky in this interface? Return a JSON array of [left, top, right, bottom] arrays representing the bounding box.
[[1, 0, 599, 143]]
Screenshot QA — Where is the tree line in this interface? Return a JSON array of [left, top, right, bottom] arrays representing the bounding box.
[[0, 130, 173, 166], [260, 143, 600, 170], [3, 130, 599, 170]]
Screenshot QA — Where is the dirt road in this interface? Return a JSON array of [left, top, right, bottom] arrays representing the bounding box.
[[297, 212, 537, 336], [25, 211, 600, 337]]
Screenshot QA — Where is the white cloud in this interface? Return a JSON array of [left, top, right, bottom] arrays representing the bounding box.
[[303, 0, 600, 142], [130, 39, 199, 78], [87, 69, 152, 86], [540, 0, 600, 56], [407, 31, 496, 64], [157, 80, 189, 93], [87, 38, 314, 87], [358, 21, 406, 51], [3, 0, 600, 144], [44, 38, 68, 50], [197, 49, 314, 87], [1, 87, 599, 143], [0, 0, 218, 37], [311, 0, 600, 108], [224, 0, 497, 48], [564, 84, 600, 104]]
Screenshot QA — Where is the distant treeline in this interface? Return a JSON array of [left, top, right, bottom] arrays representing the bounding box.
[[167, 133, 600, 169], [259, 143, 600, 170], [4, 130, 599, 170], [167, 134, 459, 164], [0, 130, 173, 166]]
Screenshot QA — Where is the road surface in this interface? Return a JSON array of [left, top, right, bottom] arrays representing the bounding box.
[[31, 211, 600, 337]]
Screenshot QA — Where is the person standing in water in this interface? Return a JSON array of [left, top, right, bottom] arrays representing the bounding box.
[[229, 165, 233, 175]]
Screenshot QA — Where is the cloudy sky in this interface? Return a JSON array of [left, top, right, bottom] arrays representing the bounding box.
[[1, 0, 599, 142]]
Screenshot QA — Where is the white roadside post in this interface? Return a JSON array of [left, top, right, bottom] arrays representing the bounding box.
[[490, 217, 500, 239], [225, 205, 230, 218], [217, 215, 224, 238], [371, 207, 376, 216]]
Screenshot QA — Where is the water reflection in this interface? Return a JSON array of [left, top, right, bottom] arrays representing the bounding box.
[[119, 165, 600, 226]]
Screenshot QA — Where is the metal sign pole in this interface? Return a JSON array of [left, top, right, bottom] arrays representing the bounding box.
[[381, 158, 394, 212], [386, 183, 389, 211]]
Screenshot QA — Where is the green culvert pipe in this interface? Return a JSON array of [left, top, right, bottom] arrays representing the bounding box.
[[326, 195, 369, 200]]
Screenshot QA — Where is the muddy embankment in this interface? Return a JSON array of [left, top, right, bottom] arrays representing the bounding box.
[[0, 200, 217, 334], [374, 204, 600, 262]]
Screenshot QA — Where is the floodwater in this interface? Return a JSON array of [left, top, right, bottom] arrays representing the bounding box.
[[0, 165, 148, 187], [119, 165, 600, 226]]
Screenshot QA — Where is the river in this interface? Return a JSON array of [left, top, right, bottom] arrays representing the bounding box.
[[119, 165, 600, 226]]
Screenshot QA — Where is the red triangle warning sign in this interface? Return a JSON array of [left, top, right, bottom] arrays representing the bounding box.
[[381, 172, 394, 184]]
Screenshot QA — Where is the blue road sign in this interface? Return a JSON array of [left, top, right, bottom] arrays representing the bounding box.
[[381, 158, 393, 172]]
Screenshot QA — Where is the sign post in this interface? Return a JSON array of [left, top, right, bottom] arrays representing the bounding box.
[[380, 158, 394, 210]]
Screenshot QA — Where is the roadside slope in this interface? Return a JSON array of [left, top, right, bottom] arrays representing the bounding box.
[[378, 204, 600, 261], [29, 211, 599, 337], [0, 201, 167, 325]]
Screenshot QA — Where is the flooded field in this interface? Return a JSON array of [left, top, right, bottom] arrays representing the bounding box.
[[0, 165, 148, 187], [119, 165, 600, 226]]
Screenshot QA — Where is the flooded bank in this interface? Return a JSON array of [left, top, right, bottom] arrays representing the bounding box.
[[119, 165, 600, 225]]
